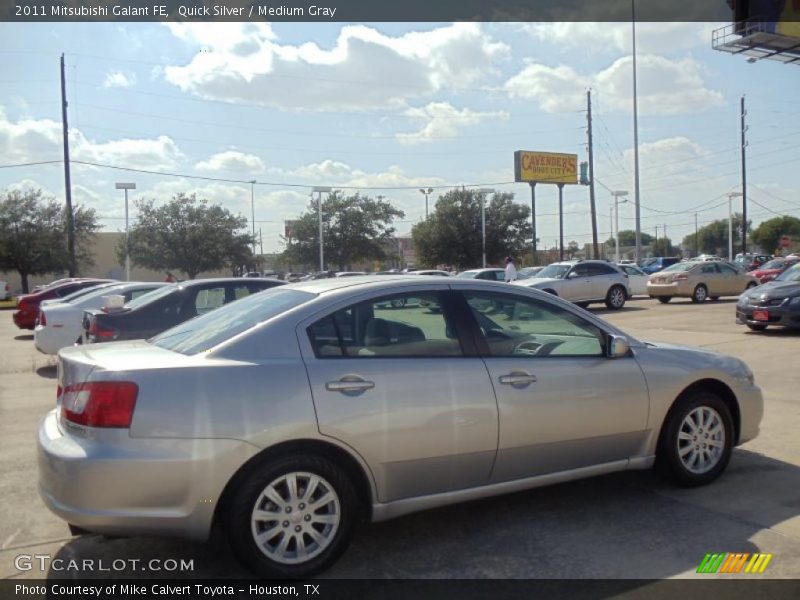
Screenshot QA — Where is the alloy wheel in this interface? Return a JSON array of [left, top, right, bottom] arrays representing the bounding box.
[[677, 406, 725, 475]]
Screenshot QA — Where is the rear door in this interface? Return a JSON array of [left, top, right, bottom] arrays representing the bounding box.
[[716, 262, 742, 295], [563, 263, 592, 301], [699, 263, 722, 296], [299, 287, 499, 503]]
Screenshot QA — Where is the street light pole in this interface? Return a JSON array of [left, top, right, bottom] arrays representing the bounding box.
[[478, 188, 496, 268], [631, 0, 642, 264], [249, 180, 257, 258], [726, 192, 743, 260], [115, 182, 136, 281], [419, 188, 433, 219], [612, 190, 629, 263], [312, 186, 332, 272]]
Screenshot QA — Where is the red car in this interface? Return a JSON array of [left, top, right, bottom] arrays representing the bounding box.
[[13, 279, 114, 330], [752, 257, 800, 284]]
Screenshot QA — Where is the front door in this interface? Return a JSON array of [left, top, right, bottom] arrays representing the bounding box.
[[459, 290, 650, 482], [299, 289, 499, 503]]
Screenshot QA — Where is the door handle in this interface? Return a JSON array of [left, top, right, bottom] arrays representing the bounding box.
[[499, 372, 537, 386], [326, 376, 375, 393]]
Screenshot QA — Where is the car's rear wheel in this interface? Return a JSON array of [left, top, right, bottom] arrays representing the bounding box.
[[656, 391, 733, 487], [543, 289, 558, 296], [746, 323, 767, 331], [605, 285, 626, 310], [710, 296, 720, 301], [657, 297, 672, 304], [746, 282, 758, 290], [575, 302, 590, 309], [691, 284, 708, 303], [227, 454, 357, 579]]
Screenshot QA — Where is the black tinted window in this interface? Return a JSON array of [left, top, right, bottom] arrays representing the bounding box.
[[588, 264, 616, 276]]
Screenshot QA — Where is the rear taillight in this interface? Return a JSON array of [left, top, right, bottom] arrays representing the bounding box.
[[88, 318, 117, 340], [674, 274, 689, 281], [17, 298, 28, 310], [61, 382, 138, 428], [39, 311, 47, 326]]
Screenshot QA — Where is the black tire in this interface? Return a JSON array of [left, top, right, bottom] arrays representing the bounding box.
[[691, 284, 708, 304], [746, 323, 767, 331], [746, 282, 758, 290], [390, 298, 406, 309], [575, 302, 590, 309], [657, 297, 672, 304], [656, 391, 734, 487], [604, 285, 626, 310], [710, 296, 720, 301], [543, 289, 558, 296], [227, 454, 357, 579]]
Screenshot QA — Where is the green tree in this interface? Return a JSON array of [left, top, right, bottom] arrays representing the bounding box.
[[566, 240, 580, 259], [120, 193, 255, 280], [0, 187, 99, 293], [280, 192, 404, 271], [412, 189, 532, 268], [750, 216, 800, 255], [651, 238, 675, 256], [681, 214, 750, 257], [604, 229, 653, 248]]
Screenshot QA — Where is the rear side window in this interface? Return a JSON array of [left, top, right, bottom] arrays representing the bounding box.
[[194, 287, 226, 315], [701, 264, 717, 274], [588, 264, 616, 276], [307, 292, 462, 358]]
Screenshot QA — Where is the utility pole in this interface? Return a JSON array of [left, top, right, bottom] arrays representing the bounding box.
[[530, 182, 537, 265], [60, 53, 76, 276], [695, 212, 699, 257], [655, 225, 659, 250], [741, 96, 748, 256], [587, 90, 598, 259], [663, 223, 667, 254], [631, 1, 642, 264]]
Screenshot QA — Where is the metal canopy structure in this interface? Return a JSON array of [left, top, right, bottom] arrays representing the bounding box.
[[713, 21, 800, 64]]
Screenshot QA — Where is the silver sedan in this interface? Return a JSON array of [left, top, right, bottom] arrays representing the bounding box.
[[39, 277, 763, 578]]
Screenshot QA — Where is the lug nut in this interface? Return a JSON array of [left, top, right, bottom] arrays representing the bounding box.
[[285, 507, 291, 513], [283, 521, 289, 528], [295, 525, 302, 532], [304, 515, 311, 522]]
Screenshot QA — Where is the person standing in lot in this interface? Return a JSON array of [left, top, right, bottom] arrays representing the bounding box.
[[165, 272, 175, 283], [504, 256, 517, 282]]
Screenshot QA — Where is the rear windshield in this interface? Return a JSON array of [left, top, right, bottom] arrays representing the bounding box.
[[58, 283, 115, 303], [125, 282, 178, 309], [456, 271, 479, 279], [775, 264, 800, 283], [760, 260, 785, 270], [150, 288, 315, 355], [662, 262, 695, 273]]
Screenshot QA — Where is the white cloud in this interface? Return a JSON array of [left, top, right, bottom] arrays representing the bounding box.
[[103, 70, 136, 89], [195, 150, 265, 173], [524, 23, 712, 55], [504, 55, 724, 116], [162, 23, 509, 111], [395, 102, 509, 145], [271, 159, 443, 190], [0, 108, 183, 171]]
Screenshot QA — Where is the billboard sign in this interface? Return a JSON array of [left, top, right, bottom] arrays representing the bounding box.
[[514, 151, 578, 185]]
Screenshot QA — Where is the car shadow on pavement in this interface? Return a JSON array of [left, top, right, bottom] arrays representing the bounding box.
[[14, 334, 33, 341], [36, 365, 57, 379], [590, 306, 648, 315], [43, 447, 800, 582], [744, 328, 800, 337]]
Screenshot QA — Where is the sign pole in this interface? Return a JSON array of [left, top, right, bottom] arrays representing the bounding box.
[[530, 182, 537, 265], [558, 184, 564, 262]]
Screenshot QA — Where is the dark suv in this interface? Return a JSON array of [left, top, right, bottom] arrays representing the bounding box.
[[82, 278, 284, 344]]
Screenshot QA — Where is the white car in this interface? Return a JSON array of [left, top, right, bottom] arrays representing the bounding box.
[[407, 270, 452, 276], [0, 280, 10, 301], [619, 264, 648, 296], [513, 260, 630, 309], [34, 282, 165, 355]]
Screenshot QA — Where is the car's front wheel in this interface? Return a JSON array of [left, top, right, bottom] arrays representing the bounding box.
[[227, 454, 357, 578], [605, 285, 626, 310], [656, 391, 733, 487]]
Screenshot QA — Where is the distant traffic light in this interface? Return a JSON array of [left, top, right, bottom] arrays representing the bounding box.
[[579, 161, 590, 185]]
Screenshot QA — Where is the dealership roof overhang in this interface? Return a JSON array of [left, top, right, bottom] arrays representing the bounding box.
[[713, 20, 800, 64]]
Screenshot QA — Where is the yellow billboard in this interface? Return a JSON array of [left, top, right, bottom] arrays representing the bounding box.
[[514, 151, 578, 185]]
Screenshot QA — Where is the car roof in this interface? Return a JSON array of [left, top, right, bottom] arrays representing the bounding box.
[[176, 277, 281, 288]]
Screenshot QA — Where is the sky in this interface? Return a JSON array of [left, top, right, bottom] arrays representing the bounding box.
[[1, 21, 798, 255]]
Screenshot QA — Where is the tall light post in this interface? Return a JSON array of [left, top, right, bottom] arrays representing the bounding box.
[[478, 188, 495, 268], [419, 188, 433, 219], [726, 192, 743, 260], [115, 182, 136, 281], [249, 180, 257, 258], [312, 186, 331, 272], [631, 0, 642, 264], [612, 190, 629, 263]]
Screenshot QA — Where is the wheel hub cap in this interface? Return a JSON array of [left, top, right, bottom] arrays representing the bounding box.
[[677, 406, 725, 474]]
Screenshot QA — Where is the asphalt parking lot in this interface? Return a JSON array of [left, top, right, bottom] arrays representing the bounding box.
[[1, 297, 799, 580]]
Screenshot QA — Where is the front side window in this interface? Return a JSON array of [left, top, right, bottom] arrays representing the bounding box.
[[194, 286, 226, 315], [463, 292, 604, 358], [307, 292, 462, 358], [718, 264, 738, 274], [701, 264, 717, 274]]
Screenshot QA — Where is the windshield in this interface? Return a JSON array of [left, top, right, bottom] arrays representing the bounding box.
[[775, 264, 800, 283], [663, 262, 696, 273], [125, 282, 178, 309], [456, 271, 479, 279], [640, 258, 658, 267], [535, 264, 570, 279], [150, 288, 315, 355], [760, 260, 785, 270]]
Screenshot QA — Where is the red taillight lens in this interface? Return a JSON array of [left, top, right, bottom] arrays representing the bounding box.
[[61, 382, 138, 428], [674, 274, 689, 281], [39, 311, 47, 326], [88, 319, 117, 340]]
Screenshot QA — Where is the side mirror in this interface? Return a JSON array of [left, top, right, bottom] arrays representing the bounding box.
[[608, 335, 630, 359], [567, 271, 578, 279]]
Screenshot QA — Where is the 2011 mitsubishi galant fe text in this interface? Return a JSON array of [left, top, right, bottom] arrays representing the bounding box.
[[38, 276, 763, 578]]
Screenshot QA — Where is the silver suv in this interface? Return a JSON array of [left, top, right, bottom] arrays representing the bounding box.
[[512, 260, 630, 309]]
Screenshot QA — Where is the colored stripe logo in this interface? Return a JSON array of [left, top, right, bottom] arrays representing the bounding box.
[[697, 553, 773, 574]]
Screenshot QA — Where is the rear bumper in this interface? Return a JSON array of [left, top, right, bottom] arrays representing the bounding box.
[[37, 410, 260, 541], [34, 326, 60, 355], [646, 283, 688, 297], [13, 310, 35, 330]]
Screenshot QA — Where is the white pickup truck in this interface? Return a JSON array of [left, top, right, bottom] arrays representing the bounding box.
[[0, 280, 11, 301]]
